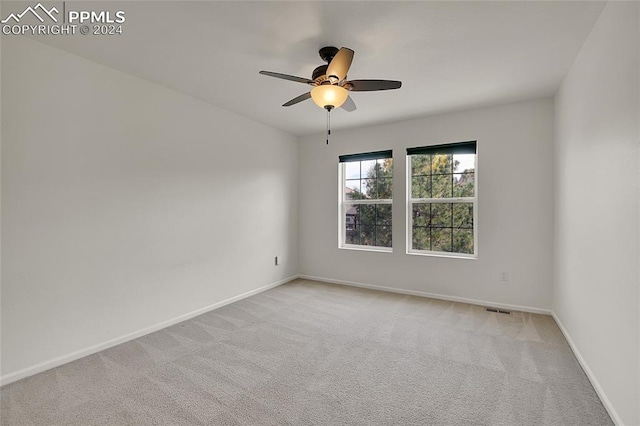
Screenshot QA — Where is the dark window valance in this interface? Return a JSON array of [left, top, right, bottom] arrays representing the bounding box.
[[339, 150, 393, 163], [406, 141, 476, 156]]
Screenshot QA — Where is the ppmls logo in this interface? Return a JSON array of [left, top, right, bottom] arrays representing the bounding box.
[[2, 2, 126, 36], [1, 3, 59, 24]]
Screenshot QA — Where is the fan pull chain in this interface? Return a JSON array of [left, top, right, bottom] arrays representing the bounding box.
[[326, 108, 331, 145]]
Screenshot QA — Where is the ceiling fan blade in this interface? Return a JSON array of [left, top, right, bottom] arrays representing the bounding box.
[[326, 47, 354, 83], [282, 92, 311, 107], [341, 95, 357, 112], [259, 71, 314, 85], [347, 80, 402, 91]]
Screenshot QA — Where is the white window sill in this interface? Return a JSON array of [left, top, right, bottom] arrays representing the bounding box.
[[339, 245, 393, 253], [406, 250, 477, 260]]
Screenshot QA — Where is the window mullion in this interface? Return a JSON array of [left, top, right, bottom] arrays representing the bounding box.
[[429, 203, 433, 251], [410, 197, 474, 204], [348, 199, 392, 205], [450, 202, 454, 251]]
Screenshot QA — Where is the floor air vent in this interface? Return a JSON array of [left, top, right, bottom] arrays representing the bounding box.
[[485, 307, 511, 315]]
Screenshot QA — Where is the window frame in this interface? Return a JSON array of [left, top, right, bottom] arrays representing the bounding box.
[[406, 142, 478, 259], [338, 151, 393, 253]]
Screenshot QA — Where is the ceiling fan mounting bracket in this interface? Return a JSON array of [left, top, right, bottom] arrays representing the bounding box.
[[319, 46, 339, 63]]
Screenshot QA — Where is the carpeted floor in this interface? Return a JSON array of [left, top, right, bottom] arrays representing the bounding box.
[[1, 279, 612, 425]]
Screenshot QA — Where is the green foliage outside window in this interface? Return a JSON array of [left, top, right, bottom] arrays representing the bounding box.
[[345, 159, 393, 247], [411, 154, 475, 254]]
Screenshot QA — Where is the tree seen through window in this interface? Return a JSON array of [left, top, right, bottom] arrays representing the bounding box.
[[343, 158, 393, 248], [410, 152, 475, 254]]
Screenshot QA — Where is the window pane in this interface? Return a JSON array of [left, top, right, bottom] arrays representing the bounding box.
[[430, 203, 451, 228], [344, 204, 393, 248], [411, 176, 431, 198], [346, 226, 360, 245], [453, 229, 474, 254], [345, 179, 361, 199], [360, 178, 393, 199], [412, 226, 430, 251], [453, 203, 473, 229], [361, 179, 377, 199], [359, 204, 376, 225], [345, 162, 361, 179], [431, 228, 453, 252], [375, 178, 391, 199], [410, 152, 474, 200], [344, 204, 360, 236], [376, 225, 392, 247], [377, 158, 393, 178], [411, 154, 430, 176], [411, 202, 474, 254], [360, 225, 375, 246], [453, 154, 475, 173], [361, 160, 377, 179], [431, 174, 452, 198], [376, 204, 392, 225], [453, 173, 475, 197], [412, 204, 430, 227], [432, 154, 452, 174]]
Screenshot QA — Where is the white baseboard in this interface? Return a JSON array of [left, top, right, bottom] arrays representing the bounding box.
[[551, 312, 623, 426], [0, 275, 298, 387], [298, 274, 552, 315]]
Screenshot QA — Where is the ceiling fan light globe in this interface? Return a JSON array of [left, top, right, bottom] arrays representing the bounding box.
[[311, 85, 348, 109]]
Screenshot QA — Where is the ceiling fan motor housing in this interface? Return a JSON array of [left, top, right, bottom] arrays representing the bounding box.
[[318, 46, 339, 63]]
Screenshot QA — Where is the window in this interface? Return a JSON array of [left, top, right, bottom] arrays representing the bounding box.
[[407, 141, 477, 257], [339, 150, 393, 251]]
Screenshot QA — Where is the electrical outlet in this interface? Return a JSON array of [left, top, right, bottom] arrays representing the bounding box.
[[275, 256, 281, 266], [499, 272, 509, 282]]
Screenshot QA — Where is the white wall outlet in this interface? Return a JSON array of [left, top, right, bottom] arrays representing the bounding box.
[[499, 272, 509, 282], [275, 256, 281, 266]]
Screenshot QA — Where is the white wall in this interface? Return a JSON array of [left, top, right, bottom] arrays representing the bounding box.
[[0, 1, 4, 381], [1, 37, 298, 380], [299, 99, 554, 311], [553, 2, 639, 425]]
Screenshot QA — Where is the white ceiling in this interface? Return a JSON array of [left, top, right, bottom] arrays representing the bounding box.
[[30, 1, 605, 135]]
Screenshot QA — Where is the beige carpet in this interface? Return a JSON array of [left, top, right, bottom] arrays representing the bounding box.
[[1, 279, 612, 425]]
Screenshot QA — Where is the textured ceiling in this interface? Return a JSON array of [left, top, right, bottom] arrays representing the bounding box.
[[26, 1, 605, 135]]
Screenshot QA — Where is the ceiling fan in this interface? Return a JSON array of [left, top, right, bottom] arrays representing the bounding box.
[[259, 46, 402, 112]]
